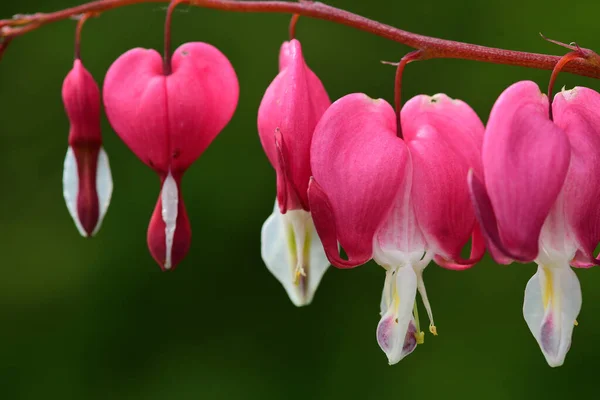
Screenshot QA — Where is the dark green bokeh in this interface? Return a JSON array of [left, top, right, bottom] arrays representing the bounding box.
[[1, 0, 599, 398]]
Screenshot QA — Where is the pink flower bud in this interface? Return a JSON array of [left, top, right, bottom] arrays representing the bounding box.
[[258, 39, 331, 212], [257, 39, 332, 306], [103, 42, 239, 270], [62, 59, 113, 237]]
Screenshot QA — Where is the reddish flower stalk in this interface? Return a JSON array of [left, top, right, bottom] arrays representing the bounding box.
[[164, 0, 187, 75], [288, 13, 300, 40], [2, 0, 600, 79], [393, 50, 425, 139]]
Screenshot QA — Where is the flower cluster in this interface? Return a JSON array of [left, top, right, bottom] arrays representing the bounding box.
[[57, 7, 600, 368]]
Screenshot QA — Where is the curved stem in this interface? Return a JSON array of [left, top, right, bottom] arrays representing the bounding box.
[[394, 50, 424, 139], [74, 13, 92, 60], [1, 0, 600, 79], [289, 13, 300, 40], [0, 37, 11, 62], [164, 0, 187, 75], [547, 51, 585, 120]]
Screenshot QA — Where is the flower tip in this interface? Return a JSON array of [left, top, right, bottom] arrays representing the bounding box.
[[147, 173, 191, 271], [261, 199, 330, 307]]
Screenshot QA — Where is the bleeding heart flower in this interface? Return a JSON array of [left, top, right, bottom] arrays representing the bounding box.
[[62, 59, 113, 237], [258, 39, 331, 306], [103, 42, 239, 270], [469, 80, 600, 367], [309, 92, 484, 364]]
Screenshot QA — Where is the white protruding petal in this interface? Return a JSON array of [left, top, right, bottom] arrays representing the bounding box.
[[62, 146, 87, 237], [92, 147, 113, 236], [376, 266, 418, 365], [523, 264, 582, 367], [261, 199, 330, 307], [161, 172, 179, 270]]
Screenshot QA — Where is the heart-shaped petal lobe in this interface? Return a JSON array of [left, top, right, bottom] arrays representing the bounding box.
[[258, 39, 331, 212], [309, 94, 409, 268], [104, 43, 239, 175], [553, 87, 600, 264], [480, 81, 571, 261], [402, 94, 485, 268]]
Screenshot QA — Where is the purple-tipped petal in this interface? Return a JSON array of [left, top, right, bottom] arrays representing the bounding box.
[[482, 81, 570, 261], [310, 94, 408, 268]]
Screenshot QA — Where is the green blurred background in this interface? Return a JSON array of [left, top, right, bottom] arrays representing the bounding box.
[[1, 0, 599, 398]]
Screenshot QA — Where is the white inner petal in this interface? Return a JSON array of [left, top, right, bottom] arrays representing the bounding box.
[[523, 264, 582, 367], [92, 147, 113, 236], [62, 146, 87, 237], [161, 172, 179, 270], [260, 199, 329, 307], [376, 266, 419, 365]]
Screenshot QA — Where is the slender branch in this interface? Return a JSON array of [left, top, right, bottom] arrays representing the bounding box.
[[1, 0, 600, 79]]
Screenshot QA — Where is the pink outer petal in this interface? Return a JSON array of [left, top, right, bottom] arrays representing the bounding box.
[[258, 39, 331, 212], [104, 43, 239, 175], [62, 60, 102, 236], [468, 170, 516, 264], [482, 81, 570, 262], [63, 60, 102, 146], [553, 87, 600, 265], [401, 94, 484, 268], [309, 93, 408, 268]]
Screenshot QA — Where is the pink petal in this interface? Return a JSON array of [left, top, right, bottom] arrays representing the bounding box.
[[62, 60, 103, 236], [309, 93, 409, 268], [258, 39, 331, 211], [401, 94, 484, 268], [553, 87, 600, 265], [468, 170, 515, 264], [104, 43, 239, 175], [482, 81, 570, 262]]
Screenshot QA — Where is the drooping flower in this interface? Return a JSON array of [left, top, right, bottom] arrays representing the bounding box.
[[309, 92, 484, 364], [258, 39, 331, 306], [62, 59, 113, 237], [469, 80, 600, 367], [103, 42, 239, 270]]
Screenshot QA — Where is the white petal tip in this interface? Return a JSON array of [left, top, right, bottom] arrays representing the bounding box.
[[261, 199, 329, 307], [63, 146, 113, 237]]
